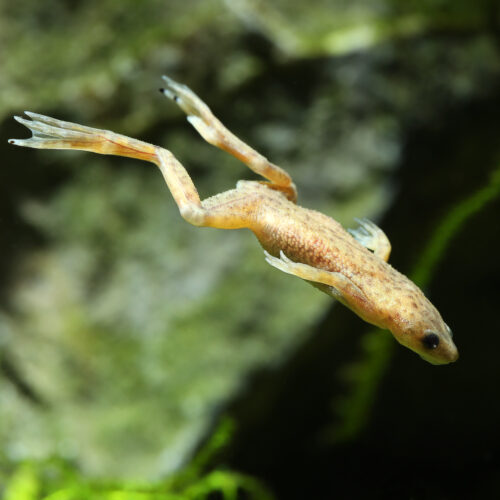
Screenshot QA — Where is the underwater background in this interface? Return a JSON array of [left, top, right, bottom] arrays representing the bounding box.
[[1, 1, 500, 498]]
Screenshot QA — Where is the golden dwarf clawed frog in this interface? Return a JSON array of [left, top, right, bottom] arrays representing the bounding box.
[[10, 76, 458, 364]]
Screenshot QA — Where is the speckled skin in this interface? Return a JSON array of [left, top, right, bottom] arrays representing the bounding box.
[[223, 182, 457, 365], [10, 76, 458, 365]]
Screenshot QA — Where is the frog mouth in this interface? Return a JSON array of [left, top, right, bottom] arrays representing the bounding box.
[[419, 347, 459, 365]]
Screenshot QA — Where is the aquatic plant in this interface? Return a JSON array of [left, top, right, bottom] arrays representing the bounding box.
[[329, 163, 500, 442], [1, 418, 274, 500]]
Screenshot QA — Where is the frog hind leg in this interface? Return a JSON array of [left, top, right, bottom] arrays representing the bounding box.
[[348, 218, 391, 262], [9, 112, 260, 231], [160, 76, 297, 202]]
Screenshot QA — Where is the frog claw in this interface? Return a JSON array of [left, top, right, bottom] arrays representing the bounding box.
[[264, 250, 291, 273], [160, 75, 211, 118], [9, 112, 96, 149], [279, 250, 293, 263], [264, 250, 298, 276]]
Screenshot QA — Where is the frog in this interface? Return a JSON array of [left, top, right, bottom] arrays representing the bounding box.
[[9, 76, 458, 364]]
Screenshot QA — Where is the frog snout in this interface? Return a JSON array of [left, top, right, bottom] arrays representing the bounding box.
[[445, 343, 459, 363]]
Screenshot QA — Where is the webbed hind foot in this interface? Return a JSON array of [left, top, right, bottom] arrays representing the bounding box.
[[10, 112, 156, 162]]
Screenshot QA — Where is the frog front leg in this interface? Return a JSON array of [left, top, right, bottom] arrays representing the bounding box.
[[348, 218, 391, 262], [264, 250, 370, 306]]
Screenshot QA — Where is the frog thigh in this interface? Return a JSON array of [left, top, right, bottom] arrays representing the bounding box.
[[348, 218, 391, 262], [264, 250, 367, 303]]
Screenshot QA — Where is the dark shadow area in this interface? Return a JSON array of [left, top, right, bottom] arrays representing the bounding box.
[[217, 79, 500, 500]]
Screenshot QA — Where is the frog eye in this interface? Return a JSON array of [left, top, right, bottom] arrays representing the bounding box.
[[422, 332, 440, 350]]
